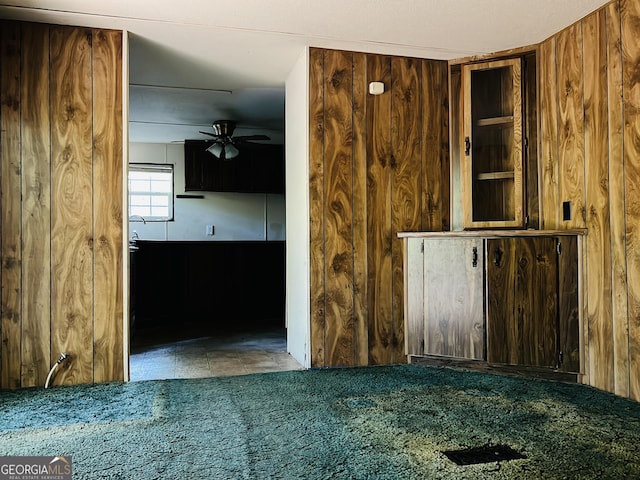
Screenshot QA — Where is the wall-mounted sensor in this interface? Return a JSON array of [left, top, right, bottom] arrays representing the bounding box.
[[369, 81, 385, 95]]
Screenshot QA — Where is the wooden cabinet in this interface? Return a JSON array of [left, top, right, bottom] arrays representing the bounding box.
[[405, 238, 484, 360], [184, 140, 284, 194], [131, 241, 286, 332], [402, 231, 583, 374], [487, 237, 558, 368], [462, 59, 524, 229]]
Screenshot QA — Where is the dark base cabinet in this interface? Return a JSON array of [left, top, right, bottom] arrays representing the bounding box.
[[486, 236, 579, 371], [131, 241, 285, 334]]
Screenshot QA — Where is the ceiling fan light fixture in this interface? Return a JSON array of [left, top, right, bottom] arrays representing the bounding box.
[[206, 142, 224, 158], [206, 141, 240, 161], [224, 142, 239, 160]]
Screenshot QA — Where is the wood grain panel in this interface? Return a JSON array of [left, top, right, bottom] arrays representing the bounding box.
[[422, 60, 449, 231], [583, 10, 614, 392], [391, 56, 422, 363], [606, 0, 630, 397], [556, 23, 586, 229], [449, 66, 463, 231], [405, 238, 424, 355], [621, 0, 640, 401], [323, 49, 354, 366], [539, 38, 560, 229], [366, 54, 392, 365], [0, 21, 22, 389], [487, 238, 517, 364], [20, 22, 51, 387], [92, 30, 123, 382], [50, 26, 94, 385], [352, 52, 369, 366], [524, 52, 540, 229], [308, 48, 326, 367], [558, 236, 580, 372]]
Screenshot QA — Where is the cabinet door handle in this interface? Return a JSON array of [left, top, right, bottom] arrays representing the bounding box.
[[472, 246, 478, 267], [464, 136, 471, 156], [493, 247, 503, 267]]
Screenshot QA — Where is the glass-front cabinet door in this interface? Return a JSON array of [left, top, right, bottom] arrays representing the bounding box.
[[462, 58, 524, 229]]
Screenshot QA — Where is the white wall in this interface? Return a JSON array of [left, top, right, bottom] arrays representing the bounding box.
[[285, 48, 311, 368], [128, 142, 285, 241]]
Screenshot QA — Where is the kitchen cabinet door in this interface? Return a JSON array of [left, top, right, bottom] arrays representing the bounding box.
[[487, 237, 558, 367], [405, 238, 484, 359]]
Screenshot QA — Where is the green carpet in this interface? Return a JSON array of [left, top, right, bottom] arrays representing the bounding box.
[[1, 365, 639, 479]]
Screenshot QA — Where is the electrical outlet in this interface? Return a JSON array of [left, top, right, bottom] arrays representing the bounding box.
[[206, 225, 214, 236], [562, 201, 571, 221]]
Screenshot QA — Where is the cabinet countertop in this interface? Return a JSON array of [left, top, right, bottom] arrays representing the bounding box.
[[398, 229, 587, 239]]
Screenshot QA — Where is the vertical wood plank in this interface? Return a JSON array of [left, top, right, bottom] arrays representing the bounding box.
[[366, 54, 392, 365], [583, 10, 615, 392], [556, 23, 586, 229], [352, 52, 369, 366], [391, 56, 422, 363], [50, 26, 94, 385], [20, 22, 51, 387], [621, 0, 640, 401], [92, 29, 123, 382], [308, 48, 325, 367], [525, 52, 540, 229], [323, 49, 354, 366], [0, 21, 22, 389], [449, 66, 463, 231], [422, 60, 449, 232], [539, 38, 560, 229], [606, 0, 630, 397]]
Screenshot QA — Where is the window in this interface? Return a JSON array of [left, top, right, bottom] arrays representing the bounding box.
[[128, 163, 174, 221]]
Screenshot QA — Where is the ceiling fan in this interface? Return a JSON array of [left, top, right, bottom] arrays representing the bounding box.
[[199, 120, 271, 161]]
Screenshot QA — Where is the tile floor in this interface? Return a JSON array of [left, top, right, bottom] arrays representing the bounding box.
[[129, 328, 303, 381]]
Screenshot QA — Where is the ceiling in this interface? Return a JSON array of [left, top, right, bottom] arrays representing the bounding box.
[[0, 0, 609, 144]]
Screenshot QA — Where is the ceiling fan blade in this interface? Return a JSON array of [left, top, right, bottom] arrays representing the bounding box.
[[233, 134, 271, 142], [199, 131, 220, 138]]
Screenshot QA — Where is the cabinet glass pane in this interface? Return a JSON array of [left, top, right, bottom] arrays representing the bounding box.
[[469, 63, 518, 224]]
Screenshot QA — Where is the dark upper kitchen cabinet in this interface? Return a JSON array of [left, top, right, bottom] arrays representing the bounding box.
[[184, 140, 285, 194]]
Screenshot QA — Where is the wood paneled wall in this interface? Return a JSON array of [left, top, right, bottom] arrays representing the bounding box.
[[309, 48, 449, 367], [538, 0, 640, 401], [0, 21, 123, 388]]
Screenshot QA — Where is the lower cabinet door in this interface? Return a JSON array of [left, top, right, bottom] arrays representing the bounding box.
[[420, 238, 485, 360], [487, 237, 558, 367]]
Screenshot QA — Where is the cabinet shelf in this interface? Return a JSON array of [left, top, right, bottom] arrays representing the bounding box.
[[477, 171, 515, 181], [476, 116, 514, 127]]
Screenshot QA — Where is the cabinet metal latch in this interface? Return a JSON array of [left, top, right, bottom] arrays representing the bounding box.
[[493, 247, 503, 267], [464, 136, 471, 156], [557, 242, 562, 255], [472, 246, 478, 268], [558, 350, 564, 368]]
